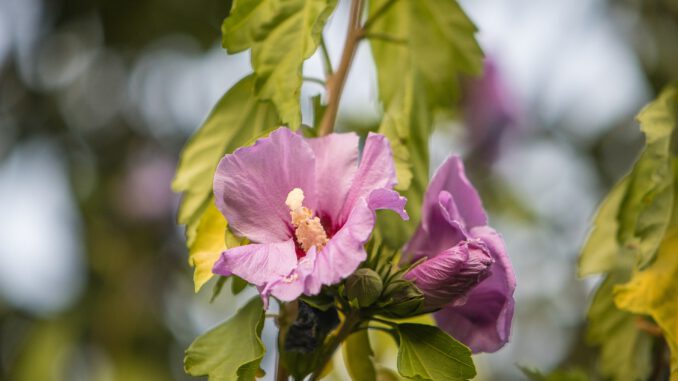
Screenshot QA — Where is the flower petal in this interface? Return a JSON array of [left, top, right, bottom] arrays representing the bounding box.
[[306, 133, 360, 226], [212, 239, 298, 289], [213, 128, 317, 243], [422, 156, 487, 231], [305, 198, 374, 295], [404, 190, 466, 261], [339, 133, 398, 224], [367, 188, 409, 220], [405, 241, 493, 310], [434, 226, 515, 353]]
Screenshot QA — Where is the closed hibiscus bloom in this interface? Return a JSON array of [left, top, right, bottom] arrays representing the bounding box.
[[404, 156, 516, 353], [211, 128, 408, 307]]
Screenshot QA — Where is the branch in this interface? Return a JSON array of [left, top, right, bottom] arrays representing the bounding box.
[[317, 0, 365, 136]]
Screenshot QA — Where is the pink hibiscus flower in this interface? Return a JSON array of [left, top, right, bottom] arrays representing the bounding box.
[[212, 128, 408, 307]]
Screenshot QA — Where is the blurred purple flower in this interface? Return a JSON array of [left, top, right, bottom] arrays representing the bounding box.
[[462, 59, 519, 163], [404, 156, 516, 353], [212, 128, 407, 307]]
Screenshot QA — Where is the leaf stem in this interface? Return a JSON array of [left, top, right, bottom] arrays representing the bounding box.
[[319, 36, 334, 77], [309, 310, 361, 381], [303, 77, 327, 87], [317, 0, 365, 136]]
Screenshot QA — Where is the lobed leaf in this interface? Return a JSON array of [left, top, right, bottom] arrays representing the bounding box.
[[369, 0, 483, 249], [396, 323, 475, 381], [615, 230, 678, 380], [579, 177, 630, 277], [616, 85, 678, 268], [222, 0, 337, 128], [172, 75, 279, 291], [520, 366, 589, 381], [587, 271, 653, 381], [188, 202, 228, 292], [184, 297, 266, 381]]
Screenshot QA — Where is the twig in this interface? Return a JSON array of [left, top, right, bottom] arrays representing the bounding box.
[[317, 0, 365, 136]]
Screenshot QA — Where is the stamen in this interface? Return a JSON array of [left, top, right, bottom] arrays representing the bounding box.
[[286, 188, 329, 253]]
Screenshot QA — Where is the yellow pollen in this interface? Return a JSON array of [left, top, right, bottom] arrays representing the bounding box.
[[286, 188, 329, 252]]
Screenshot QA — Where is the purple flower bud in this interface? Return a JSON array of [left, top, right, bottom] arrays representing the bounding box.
[[405, 240, 493, 311]]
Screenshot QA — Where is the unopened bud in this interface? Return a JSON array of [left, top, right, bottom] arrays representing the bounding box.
[[345, 268, 383, 307]]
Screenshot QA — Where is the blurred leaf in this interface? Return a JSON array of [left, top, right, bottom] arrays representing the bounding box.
[[520, 366, 590, 381], [189, 202, 228, 292], [376, 368, 403, 381], [369, 0, 483, 108], [579, 177, 630, 277], [615, 230, 678, 380], [221, 0, 337, 128], [374, 73, 431, 249], [587, 272, 653, 381], [617, 85, 678, 269], [343, 331, 377, 381], [172, 75, 279, 280], [184, 297, 266, 381], [396, 323, 475, 381], [370, 0, 482, 249]]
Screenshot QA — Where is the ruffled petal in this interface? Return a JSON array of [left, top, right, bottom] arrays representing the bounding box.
[[305, 198, 374, 295], [367, 188, 409, 220], [339, 133, 398, 224], [263, 247, 318, 304], [212, 240, 298, 289], [433, 226, 515, 353], [306, 133, 360, 226], [213, 128, 317, 243], [404, 191, 466, 261], [422, 156, 487, 231]]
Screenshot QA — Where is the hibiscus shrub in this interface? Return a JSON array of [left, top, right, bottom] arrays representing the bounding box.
[[173, 0, 517, 380]]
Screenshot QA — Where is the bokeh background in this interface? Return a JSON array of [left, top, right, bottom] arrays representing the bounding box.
[[0, 0, 677, 380]]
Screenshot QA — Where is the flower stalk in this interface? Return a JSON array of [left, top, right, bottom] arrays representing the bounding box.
[[318, 0, 365, 136]]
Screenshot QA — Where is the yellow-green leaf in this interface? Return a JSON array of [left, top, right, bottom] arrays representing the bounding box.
[[188, 202, 228, 292], [222, 0, 337, 128], [615, 230, 678, 380], [172, 75, 278, 287], [343, 331, 376, 381], [184, 297, 265, 381], [617, 85, 678, 268], [587, 271, 653, 381], [369, 0, 483, 108], [579, 177, 630, 277]]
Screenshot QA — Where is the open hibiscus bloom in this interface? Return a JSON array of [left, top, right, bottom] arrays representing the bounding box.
[[212, 128, 408, 307], [404, 156, 516, 353]]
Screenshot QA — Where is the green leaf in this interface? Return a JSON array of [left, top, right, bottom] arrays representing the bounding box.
[[172, 74, 279, 287], [369, 0, 482, 249], [520, 366, 590, 381], [579, 177, 630, 277], [369, 0, 483, 108], [222, 0, 337, 128], [374, 72, 432, 249], [615, 231, 678, 380], [184, 297, 266, 381], [396, 323, 476, 381], [617, 85, 678, 268], [587, 272, 653, 381], [343, 331, 376, 381]]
